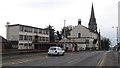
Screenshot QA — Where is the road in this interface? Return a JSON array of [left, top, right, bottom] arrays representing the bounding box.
[[2, 50, 119, 68]]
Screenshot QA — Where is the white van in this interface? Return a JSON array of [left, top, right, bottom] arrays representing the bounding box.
[[48, 47, 65, 56]]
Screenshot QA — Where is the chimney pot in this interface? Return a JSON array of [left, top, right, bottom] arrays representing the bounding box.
[[78, 19, 81, 25]]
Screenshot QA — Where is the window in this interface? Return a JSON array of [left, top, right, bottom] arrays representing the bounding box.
[[34, 28, 38, 33], [29, 44, 32, 46], [43, 37, 45, 41], [38, 36, 41, 41], [12, 45, 18, 48], [24, 27, 29, 32], [24, 44, 28, 46], [86, 40, 89, 43], [42, 30, 45, 34], [78, 33, 81, 38], [50, 48, 56, 50], [29, 36, 32, 41], [40, 37, 43, 41], [19, 43, 23, 45], [46, 31, 49, 34], [19, 35, 23, 40], [68, 33, 71, 36], [24, 35, 28, 40], [19, 26, 24, 31], [29, 28, 33, 33], [46, 37, 49, 41], [39, 29, 42, 34]]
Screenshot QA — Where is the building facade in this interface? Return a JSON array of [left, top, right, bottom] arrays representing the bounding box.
[[59, 4, 100, 51], [6, 24, 52, 50], [59, 20, 99, 51]]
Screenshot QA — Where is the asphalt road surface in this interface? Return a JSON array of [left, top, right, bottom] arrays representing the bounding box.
[[2, 50, 119, 68]]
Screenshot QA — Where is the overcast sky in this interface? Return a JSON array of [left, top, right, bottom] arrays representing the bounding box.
[[0, 0, 119, 46]]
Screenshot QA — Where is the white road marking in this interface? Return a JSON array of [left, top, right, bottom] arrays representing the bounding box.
[[67, 58, 80, 63], [96, 51, 110, 68], [11, 62, 16, 64], [45, 56, 48, 58], [71, 53, 73, 55]]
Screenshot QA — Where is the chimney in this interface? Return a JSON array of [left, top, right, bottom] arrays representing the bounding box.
[[78, 19, 81, 25]]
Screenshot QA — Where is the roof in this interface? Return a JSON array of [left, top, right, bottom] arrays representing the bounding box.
[[7, 24, 47, 30], [80, 24, 98, 34], [59, 38, 72, 43], [71, 24, 98, 35]]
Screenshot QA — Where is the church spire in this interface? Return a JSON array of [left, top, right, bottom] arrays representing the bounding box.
[[88, 3, 97, 32]]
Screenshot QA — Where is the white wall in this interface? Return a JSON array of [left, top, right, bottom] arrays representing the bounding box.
[[69, 25, 90, 38], [77, 44, 86, 50], [89, 32, 98, 39], [7, 26, 19, 41], [19, 32, 49, 37], [68, 24, 99, 50]]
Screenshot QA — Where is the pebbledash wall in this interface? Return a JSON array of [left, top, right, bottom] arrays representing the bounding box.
[[6, 24, 50, 49]]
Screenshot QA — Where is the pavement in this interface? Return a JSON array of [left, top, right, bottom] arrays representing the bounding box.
[[2, 52, 47, 60], [118, 53, 120, 68], [97, 50, 118, 66]]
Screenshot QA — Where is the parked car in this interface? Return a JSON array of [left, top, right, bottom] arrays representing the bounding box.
[[48, 46, 65, 56]]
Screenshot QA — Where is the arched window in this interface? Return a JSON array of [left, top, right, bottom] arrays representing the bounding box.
[[78, 33, 81, 38]]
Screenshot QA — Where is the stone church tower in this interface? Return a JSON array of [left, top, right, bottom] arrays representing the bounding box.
[[88, 4, 97, 32]]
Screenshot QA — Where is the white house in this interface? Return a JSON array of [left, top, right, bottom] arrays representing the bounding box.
[[59, 4, 100, 51], [59, 19, 99, 51]]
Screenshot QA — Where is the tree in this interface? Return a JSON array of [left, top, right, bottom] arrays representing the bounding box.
[[61, 26, 73, 38], [101, 37, 111, 50], [56, 31, 62, 40], [45, 25, 55, 43]]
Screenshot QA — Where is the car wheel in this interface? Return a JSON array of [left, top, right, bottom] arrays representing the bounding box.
[[57, 53, 59, 55], [48, 54, 51, 56], [62, 52, 65, 56]]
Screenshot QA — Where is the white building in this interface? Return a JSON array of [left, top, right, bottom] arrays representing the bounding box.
[[59, 4, 100, 51], [118, 1, 120, 45], [59, 19, 99, 51], [6, 24, 50, 50]]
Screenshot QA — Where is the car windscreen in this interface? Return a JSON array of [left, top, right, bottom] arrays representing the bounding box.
[[50, 48, 56, 50]]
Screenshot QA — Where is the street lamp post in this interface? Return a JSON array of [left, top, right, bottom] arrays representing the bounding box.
[[63, 20, 66, 50], [112, 26, 118, 45]]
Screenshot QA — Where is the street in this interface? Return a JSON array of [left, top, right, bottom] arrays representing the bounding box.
[[2, 50, 119, 68]]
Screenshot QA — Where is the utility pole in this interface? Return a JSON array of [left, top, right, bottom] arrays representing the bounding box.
[[64, 20, 66, 38], [64, 20, 66, 49]]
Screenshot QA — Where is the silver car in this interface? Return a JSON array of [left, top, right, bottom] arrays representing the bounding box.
[[48, 47, 65, 56]]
